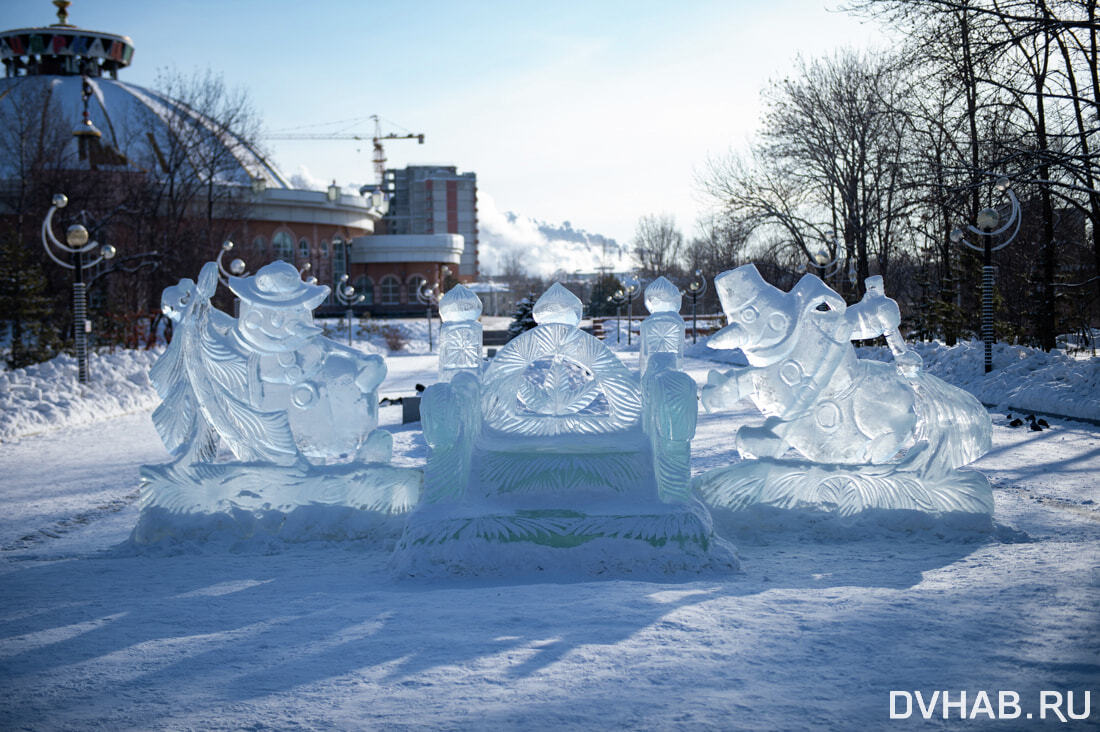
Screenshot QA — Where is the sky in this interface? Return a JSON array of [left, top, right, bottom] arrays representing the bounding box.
[[5, 0, 890, 251]]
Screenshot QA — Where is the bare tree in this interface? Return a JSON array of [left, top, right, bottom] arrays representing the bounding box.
[[701, 50, 913, 299], [632, 214, 684, 280], [130, 68, 264, 300]]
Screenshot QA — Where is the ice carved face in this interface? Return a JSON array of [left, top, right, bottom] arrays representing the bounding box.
[[236, 302, 317, 351], [161, 278, 198, 322]]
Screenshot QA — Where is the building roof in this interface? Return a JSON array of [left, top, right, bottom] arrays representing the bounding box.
[[0, 74, 289, 187], [0, 6, 288, 188]]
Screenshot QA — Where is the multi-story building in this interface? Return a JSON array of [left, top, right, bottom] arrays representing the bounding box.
[[381, 165, 478, 280]]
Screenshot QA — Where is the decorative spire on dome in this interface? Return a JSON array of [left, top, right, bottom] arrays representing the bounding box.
[[52, 1, 73, 27]]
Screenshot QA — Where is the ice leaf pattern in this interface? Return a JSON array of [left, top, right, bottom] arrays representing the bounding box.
[[483, 323, 641, 436], [518, 357, 599, 416], [150, 268, 300, 466]]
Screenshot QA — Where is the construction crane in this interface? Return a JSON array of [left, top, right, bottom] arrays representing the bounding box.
[[266, 115, 424, 186]]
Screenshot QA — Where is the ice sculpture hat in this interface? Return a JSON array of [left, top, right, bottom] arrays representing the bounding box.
[[439, 284, 483, 323], [533, 283, 583, 326], [645, 276, 682, 314], [713, 264, 779, 315], [229, 260, 330, 310]]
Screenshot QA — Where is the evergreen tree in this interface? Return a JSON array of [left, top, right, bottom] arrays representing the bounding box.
[[507, 294, 538, 341], [0, 226, 65, 369], [587, 274, 623, 318]]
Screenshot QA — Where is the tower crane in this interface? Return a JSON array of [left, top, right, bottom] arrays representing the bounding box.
[[265, 115, 424, 187]]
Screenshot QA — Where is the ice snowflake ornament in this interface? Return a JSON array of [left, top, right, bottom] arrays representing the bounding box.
[[697, 264, 994, 520], [134, 260, 420, 546]]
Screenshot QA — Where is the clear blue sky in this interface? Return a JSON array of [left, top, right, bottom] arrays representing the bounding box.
[[5, 0, 889, 244]]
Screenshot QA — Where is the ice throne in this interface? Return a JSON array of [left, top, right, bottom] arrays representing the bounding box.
[[392, 283, 737, 576]]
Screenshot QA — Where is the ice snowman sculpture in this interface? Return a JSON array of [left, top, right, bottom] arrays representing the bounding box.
[[696, 264, 994, 519], [135, 259, 418, 545]]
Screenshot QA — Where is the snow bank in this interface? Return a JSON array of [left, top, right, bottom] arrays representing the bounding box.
[[691, 339, 1100, 422], [0, 349, 161, 442]]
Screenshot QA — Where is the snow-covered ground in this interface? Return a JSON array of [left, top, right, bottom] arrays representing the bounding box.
[[1, 333, 1098, 729]]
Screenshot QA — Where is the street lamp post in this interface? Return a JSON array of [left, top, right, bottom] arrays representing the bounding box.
[[417, 278, 443, 352], [41, 194, 117, 384], [622, 278, 640, 345], [607, 290, 625, 344], [334, 274, 364, 347], [950, 176, 1022, 374], [798, 234, 857, 287], [684, 269, 708, 344]]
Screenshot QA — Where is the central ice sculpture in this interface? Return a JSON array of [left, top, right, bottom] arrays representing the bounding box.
[[696, 265, 993, 521], [392, 283, 737, 576], [133, 260, 420, 546]]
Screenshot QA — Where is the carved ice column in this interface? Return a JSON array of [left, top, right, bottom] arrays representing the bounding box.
[[640, 276, 685, 376], [438, 284, 484, 382]]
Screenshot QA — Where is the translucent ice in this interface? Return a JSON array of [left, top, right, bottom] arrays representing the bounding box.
[[698, 264, 993, 518], [438, 284, 484, 380], [397, 282, 738, 575], [644, 276, 682, 313], [532, 282, 582, 326], [141, 258, 420, 545], [152, 260, 391, 465], [484, 286, 640, 436], [439, 283, 483, 323], [640, 277, 685, 375]]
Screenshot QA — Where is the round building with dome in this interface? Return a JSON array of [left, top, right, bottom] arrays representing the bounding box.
[[0, 2, 466, 316]]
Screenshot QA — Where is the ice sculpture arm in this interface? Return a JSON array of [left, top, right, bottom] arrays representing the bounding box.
[[886, 332, 922, 379], [421, 372, 480, 502], [848, 283, 922, 379], [700, 367, 754, 413], [644, 364, 697, 503]]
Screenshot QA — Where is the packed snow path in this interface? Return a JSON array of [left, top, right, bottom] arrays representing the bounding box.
[[1, 353, 1098, 729]]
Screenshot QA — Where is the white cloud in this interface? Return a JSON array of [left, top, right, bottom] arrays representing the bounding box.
[[289, 164, 328, 191], [477, 191, 628, 278]]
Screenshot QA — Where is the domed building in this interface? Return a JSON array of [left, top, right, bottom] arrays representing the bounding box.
[[0, 2, 466, 317]]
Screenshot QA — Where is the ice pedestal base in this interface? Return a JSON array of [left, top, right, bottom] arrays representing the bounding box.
[[695, 456, 993, 520], [132, 461, 421, 547], [391, 498, 739, 578]]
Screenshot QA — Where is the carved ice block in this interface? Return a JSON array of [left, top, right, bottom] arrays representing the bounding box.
[[135, 259, 421, 546], [640, 276, 685, 375], [438, 284, 484, 381], [697, 264, 994, 520], [394, 281, 738, 576]]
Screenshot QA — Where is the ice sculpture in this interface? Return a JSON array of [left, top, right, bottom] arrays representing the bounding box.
[[640, 276, 685, 375], [134, 260, 420, 545], [392, 282, 738, 576], [697, 265, 993, 519], [438, 284, 483, 381]]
